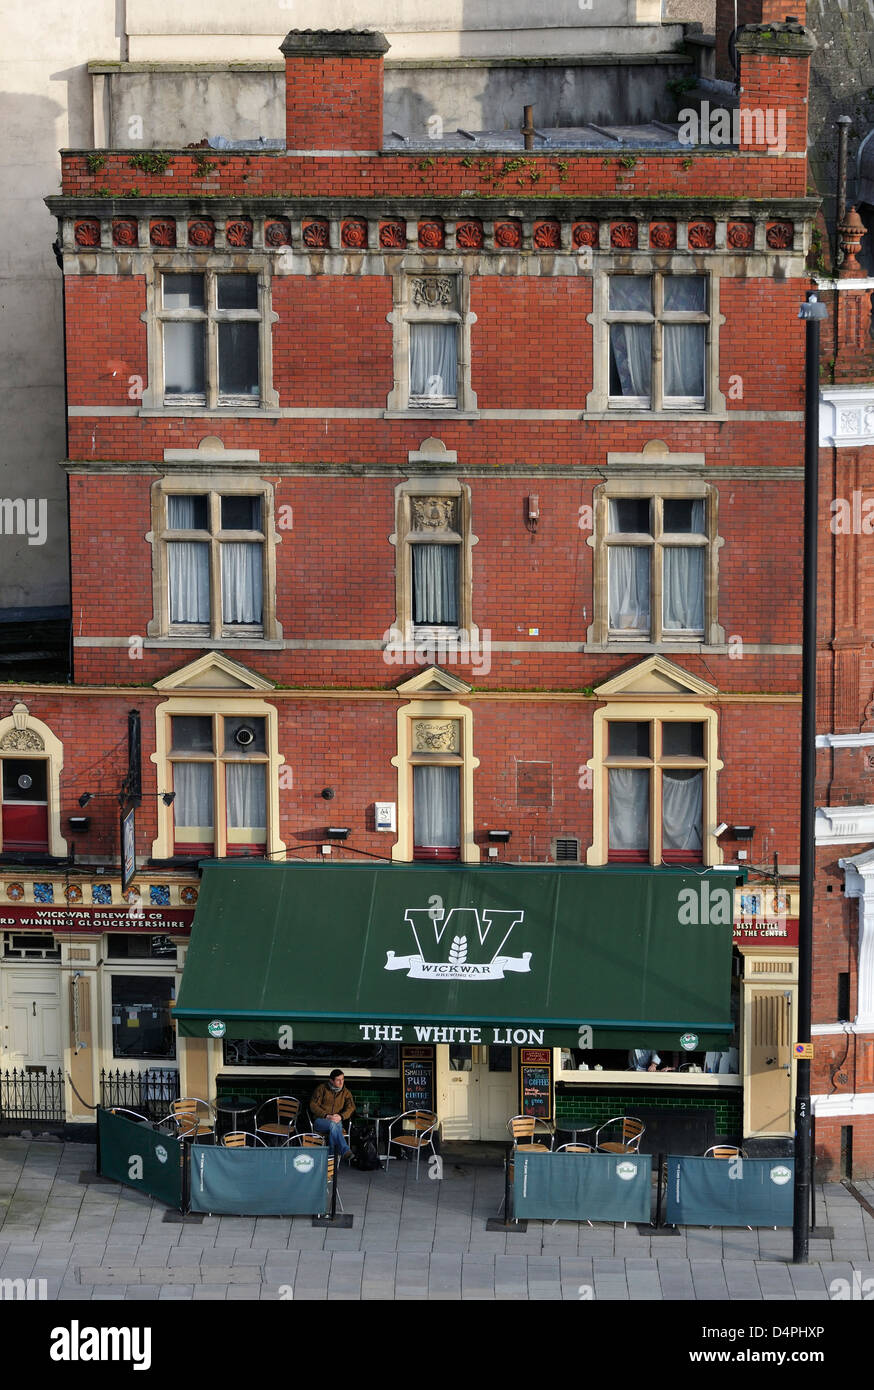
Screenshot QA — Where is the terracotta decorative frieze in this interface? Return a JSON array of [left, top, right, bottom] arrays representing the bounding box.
[[494, 220, 522, 249], [766, 221, 794, 250], [649, 221, 676, 249], [180, 885, 199, 905], [188, 219, 215, 247], [533, 219, 561, 250], [455, 219, 484, 250], [65, 884, 83, 904], [687, 219, 716, 250], [150, 219, 176, 247], [379, 220, 406, 248], [727, 220, 754, 249], [5, 884, 24, 901], [341, 218, 368, 249], [74, 219, 101, 248], [418, 219, 445, 249], [226, 218, 253, 248], [264, 218, 290, 247], [572, 220, 599, 248], [112, 218, 138, 247], [302, 218, 329, 248], [610, 221, 638, 249]]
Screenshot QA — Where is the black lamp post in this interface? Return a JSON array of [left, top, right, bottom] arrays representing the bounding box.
[[794, 290, 828, 1264]]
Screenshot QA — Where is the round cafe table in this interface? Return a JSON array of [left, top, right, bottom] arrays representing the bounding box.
[[555, 1122, 598, 1149], [214, 1095, 258, 1140]]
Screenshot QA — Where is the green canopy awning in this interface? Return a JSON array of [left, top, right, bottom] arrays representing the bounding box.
[[174, 863, 736, 1051]]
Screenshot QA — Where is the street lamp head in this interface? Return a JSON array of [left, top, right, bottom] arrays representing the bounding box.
[[799, 292, 828, 321]]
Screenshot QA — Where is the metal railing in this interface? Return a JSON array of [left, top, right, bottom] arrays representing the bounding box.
[[99, 1067, 180, 1122], [0, 1068, 66, 1123]]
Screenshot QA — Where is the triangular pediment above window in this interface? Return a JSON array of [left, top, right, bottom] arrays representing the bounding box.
[[154, 653, 275, 692], [594, 656, 717, 699], [395, 666, 472, 696]]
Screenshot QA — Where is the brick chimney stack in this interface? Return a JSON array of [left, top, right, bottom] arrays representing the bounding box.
[[280, 29, 390, 153]]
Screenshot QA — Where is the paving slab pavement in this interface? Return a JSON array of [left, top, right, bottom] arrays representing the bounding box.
[[2, 1137, 873, 1311]]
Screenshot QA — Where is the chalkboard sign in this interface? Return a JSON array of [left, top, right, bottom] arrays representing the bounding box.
[[402, 1046, 435, 1114], [520, 1048, 553, 1120]]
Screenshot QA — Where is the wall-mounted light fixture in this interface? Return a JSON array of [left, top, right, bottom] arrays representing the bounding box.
[[321, 787, 335, 800], [326, 827, 350, 840], [526, 495, 540, 533], [78, 792, 94, 808], [488, 829, 511, 843], [68, 815, 90, 831], [161, 792, 176, 807], [731, 825, 755, 840]]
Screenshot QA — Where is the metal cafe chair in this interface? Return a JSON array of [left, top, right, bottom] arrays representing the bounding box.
[[594, 1116, 645, 1154], [159, 1096, 216, 1140], [305, 1105, 352, 1152], [322, 1155, 344, 1214], [255, 1096, 301, 1145], [285, 1131, 327, 1147], [221, 1131, 267, 1148], [507, 1114, 554, 1153], [385, 1110, 439, 1180]]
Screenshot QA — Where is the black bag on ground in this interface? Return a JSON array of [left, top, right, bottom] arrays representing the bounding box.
[[351, 1124, 381, 1171]]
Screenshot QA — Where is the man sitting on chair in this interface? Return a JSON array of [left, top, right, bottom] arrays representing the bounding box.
[[310, 1069, 356, 1158]]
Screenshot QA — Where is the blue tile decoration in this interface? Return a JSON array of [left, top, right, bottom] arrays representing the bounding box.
[[33, 882, 54, 903], [150, 884, 170, 906], [92, 883, 112, 904]]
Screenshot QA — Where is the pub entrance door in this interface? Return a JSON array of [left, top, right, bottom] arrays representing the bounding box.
[[437, 1044, 517, 1141]]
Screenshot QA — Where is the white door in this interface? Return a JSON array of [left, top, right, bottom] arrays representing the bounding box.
[[437, 1044, 518, 1140], [1, 968, 63, 1070]]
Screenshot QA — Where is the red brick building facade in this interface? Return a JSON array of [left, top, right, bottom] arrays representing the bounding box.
[[3, 10, 864, 1176]]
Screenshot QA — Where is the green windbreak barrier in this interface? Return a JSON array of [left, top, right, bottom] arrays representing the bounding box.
[[188, 1144, 329, 1216], [513, 1152, 651, 1223], [174, 862, 735, 1050], [97, 1108, 184, 1209], [665, 1156, 795, 1227]]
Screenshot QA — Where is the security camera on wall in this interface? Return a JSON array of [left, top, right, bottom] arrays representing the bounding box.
[[714, 823, 729, 838]]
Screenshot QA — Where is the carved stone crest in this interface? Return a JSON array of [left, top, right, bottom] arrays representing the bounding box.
[[413, 720, 460, 752], [411, 497, 457, 531], [411, 277, 455, 309]]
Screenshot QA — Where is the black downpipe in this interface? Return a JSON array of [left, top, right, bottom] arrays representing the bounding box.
[[793, 291, 827, 1264]]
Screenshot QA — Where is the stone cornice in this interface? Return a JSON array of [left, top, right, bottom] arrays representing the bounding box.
[[45, 193, 821, 221], [819, 387, 874, 449], [278, 30, 390, 58], [734, 22, 816, 58]]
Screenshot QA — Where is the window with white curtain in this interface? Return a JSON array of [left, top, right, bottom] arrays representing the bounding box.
[[413, 764, 461, 859], [605, 719, 706, 864], [160, 272, 262, 408], [407, 494, 462, 632], [606, 495, 707, 642], [169, 712, 269, 857], [405, 276, 461, 409], [164, 491, 265, 637], [607, 274, 708, 410]]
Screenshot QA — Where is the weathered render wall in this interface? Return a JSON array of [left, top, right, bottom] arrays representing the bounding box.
[[95, 58, 694, 149]]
